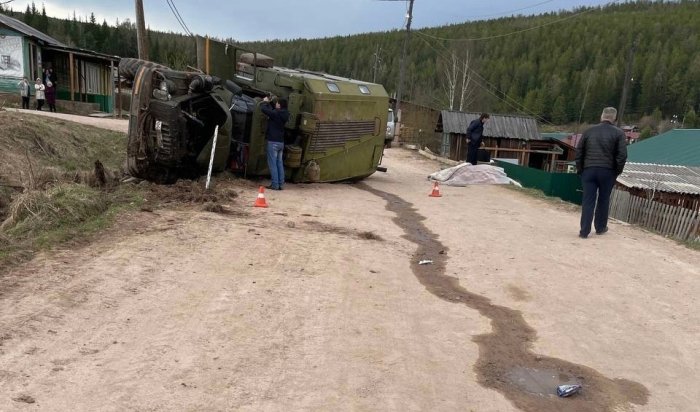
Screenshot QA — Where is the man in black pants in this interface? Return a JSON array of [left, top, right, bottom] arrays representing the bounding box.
[[466, 113, 490, 165], [575, 107, 627, 238]]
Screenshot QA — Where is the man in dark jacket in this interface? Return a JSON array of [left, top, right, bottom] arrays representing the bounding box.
[[575, 107, 627, 238], [261, 96, 290, 190], [466, 113, 490, 165]]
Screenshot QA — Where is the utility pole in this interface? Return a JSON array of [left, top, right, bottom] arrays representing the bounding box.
[[396, 0, 414, 125], [135, 0, 149, 60], [617, 36, 638, 127], [372, 44, 382, 83]]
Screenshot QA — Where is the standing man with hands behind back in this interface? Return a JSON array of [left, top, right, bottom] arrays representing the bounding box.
[[575, 107, 627, 238], [261, 96, 290, 190], [466, 113, 490, 165]]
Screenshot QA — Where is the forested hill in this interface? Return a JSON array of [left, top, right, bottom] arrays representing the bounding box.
[[244, 1, 699, 125], [3, 1, 698, 125]]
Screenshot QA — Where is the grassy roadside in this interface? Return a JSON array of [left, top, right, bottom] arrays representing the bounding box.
[[0, 111, 135, 270], [502, 184, 579, 212], [0, 184, 145, 269]]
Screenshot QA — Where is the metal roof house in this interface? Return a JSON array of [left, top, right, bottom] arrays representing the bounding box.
[[435, 111, 563, 170], [0, 13, 119, 113], [615, 130, 700, 209], [626, 129, 700, 167]]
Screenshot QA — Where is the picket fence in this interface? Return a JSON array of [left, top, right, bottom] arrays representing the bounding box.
[[609, 189, 700, 242]]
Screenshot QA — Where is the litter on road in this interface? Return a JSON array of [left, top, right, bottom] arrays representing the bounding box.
[[556, 384, 582, 397]]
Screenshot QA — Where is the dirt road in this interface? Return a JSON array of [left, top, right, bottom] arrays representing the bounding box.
[[5, 109, 129, 133], [1, 149, 698, 411]]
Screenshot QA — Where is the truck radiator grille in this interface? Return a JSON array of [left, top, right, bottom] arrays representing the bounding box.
[[309, 120, 376, 153]]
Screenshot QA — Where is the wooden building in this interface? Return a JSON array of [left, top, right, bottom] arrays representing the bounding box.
[[435, 111, 563, 170], [0, 13, 118, 113]]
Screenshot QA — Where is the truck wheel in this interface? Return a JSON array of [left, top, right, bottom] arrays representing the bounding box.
[[118, 58, 170, 81]]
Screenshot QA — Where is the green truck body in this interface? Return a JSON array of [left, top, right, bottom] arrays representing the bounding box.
[[120, 52, 389, 184]]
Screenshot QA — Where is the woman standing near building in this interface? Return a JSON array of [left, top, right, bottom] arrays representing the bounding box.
[[17, 77, 31, 109], [45, 79, 57, 112]]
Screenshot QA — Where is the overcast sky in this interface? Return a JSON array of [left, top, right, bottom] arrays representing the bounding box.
[[6, 0, 608, 41]]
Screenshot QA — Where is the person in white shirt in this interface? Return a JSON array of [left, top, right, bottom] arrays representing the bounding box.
[[17, 77, 31, 109]]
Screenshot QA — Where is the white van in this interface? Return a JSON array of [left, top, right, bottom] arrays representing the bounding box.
[[385, 108, 396, 147]]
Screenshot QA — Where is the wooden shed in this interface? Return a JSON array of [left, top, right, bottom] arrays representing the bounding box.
[[435, 111, 563, 170]]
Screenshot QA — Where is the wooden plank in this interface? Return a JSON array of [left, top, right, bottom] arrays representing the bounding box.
[[682, 208, 696, 240], [69, 52, 75, 101], [680, 209, 696, 241], [661, 203, 672, 236], [674, 207, 689, 239], [646, 199, 656, 229], [623, 192, 632, 223], [653, 201, 663, 231], [610, 190, 619, 219], [690, 209, 700, 241], [628, 195, 636, 223], [631, 195, 641, 224], [669, 205, 681, 238]]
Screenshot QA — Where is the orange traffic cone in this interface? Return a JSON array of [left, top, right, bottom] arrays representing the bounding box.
[[254, 186, 269, 208], [429, 181, 442, 197]]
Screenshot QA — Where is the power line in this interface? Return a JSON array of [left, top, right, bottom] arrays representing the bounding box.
[[166, 0, 193, 36], [415, 32, 556, 126], [166, 0, 192, 36], [416, 0, 624, 42]]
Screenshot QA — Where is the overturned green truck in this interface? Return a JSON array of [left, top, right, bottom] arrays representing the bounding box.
[[119, 52, 389, 184]]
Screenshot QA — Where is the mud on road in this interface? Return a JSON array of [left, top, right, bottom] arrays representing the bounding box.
[[361, 184, 648, 412]]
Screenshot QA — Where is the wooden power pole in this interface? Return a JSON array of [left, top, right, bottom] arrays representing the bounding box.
[[395, 0, 414, 125], [135, 0, 149, 60], [617, 37, 638, 127]]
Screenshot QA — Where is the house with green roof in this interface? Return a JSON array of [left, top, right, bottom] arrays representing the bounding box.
[[627, 129, 700, 167], [616, 129, 700, 211]]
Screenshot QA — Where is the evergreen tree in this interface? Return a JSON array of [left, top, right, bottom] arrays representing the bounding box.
[[684, 108, 698, 129]]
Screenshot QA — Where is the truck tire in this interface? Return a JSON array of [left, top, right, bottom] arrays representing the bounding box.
[[118, 58, 170, 81]]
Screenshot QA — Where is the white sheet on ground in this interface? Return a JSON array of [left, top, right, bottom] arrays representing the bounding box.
[[428, 163, 519, 186]]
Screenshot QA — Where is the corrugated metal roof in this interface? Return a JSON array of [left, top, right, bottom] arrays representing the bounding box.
[[0, 13, 65, 46], [617, 162, 700, 195], [627, 129, 700, 166], [438, 111, 541, 140]]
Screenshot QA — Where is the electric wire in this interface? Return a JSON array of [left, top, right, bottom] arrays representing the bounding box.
[[167, 0, 192, 36], [165, 0, 193, 36], [415, 32, 556, 126]]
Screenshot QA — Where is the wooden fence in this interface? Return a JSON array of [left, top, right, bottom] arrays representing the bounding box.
[[609, 189, 700, 242]]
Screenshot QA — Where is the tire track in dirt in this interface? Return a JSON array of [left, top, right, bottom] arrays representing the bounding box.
[[360, 184, 649, 412]]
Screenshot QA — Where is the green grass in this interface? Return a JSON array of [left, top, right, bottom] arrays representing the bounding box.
[[0, 111, 139, 271], [502, 184, 579, 211], [0, 184, 144, 270]]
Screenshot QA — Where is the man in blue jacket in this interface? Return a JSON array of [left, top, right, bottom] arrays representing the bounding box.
[[261, 96, 290, 190], [466, 113, 490, 165], [575, 107, 627, 238]]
